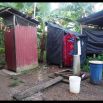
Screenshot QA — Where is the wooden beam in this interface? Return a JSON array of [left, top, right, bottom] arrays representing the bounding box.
[[54, 69, 72, 74], [55, 71, 72, 75], [22, 92, 43, 101], [13, 76, 63, 100], [48, 73, 56, 78], [62, 79, 69, 84]]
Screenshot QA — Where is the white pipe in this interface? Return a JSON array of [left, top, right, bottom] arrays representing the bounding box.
[[73, 55, 81, 75], [77, 40, 81, 55], [80, 24, 82, 34]]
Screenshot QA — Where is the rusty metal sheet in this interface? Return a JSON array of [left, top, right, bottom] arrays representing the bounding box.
[[15, 25, 38, 68]]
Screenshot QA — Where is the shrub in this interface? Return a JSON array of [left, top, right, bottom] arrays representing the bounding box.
[[82, 53, 103, 72], [0, 48, 5, 54]]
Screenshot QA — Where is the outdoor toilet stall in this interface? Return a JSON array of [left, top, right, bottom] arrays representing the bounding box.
[[0, 7, 39, 72], [46, 22, 87, 68]]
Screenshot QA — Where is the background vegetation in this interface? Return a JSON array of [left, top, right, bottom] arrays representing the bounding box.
[[0, 3, 102, 72]]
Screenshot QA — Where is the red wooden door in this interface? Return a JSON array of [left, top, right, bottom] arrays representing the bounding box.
[[4, 28, 16, 72]]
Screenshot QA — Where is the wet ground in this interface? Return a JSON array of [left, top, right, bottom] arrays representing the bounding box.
[[0, 64, 103, 100]]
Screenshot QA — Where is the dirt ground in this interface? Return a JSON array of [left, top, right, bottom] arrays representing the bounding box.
[[0, 64, 103, 101]]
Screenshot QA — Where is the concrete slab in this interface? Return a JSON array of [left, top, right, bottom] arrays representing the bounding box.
[[1, 69, 20, 76]]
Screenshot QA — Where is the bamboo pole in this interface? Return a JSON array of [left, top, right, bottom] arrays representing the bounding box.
[[33, 3, 37, 18]]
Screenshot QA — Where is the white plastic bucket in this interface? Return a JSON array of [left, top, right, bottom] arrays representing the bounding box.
[[69, 76, 81, 93]]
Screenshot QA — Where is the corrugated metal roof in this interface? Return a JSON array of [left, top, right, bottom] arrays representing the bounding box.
[[0, 7, 39, 25]]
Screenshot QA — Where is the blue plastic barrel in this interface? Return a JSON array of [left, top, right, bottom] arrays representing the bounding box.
[[89, 61, 103, 85]]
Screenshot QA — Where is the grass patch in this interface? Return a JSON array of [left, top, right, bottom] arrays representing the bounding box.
[[38, 48, 46, 63], [0, 52, 6, 70], [9, 76, 24, 87], [0, 48, 5, 54], [10, 75, 18, 80], [0, 59, 6, 65], [20, 69, 31, 75], [8, 80, 23, 87]]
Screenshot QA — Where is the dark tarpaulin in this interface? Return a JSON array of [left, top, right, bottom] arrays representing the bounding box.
[[46, 23, 64, 66], [79, 35, 87, 65], [46, 22, 87, 66], [77, 10, 103, 27], [82, 28, 103, 54]]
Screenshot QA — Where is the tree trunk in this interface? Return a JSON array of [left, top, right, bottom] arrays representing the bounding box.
[[39, 32, 46, 63]]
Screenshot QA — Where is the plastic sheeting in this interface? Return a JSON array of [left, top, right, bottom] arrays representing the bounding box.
[[77, 10, 103, 27], [63, 33, 76, 67], [82, 28, 103, 54], [46, 22, 87, 66], [46, 23, 64, 65]]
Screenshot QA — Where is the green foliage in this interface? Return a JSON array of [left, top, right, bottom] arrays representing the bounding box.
[[49, 3, 95, 32], [0, 48, 5, 54], [36, 3, 51, 18], [0, 17, 6, 49], [38, 48, 46, 63], [8, 79, 24, 87], [82, 54, 103, 72], [96, 54, 103, 60], [0, 58, 5, 66], [82, 56, 92, 72], [0, 3, 96, 60], [0, 3, 24, 10], [0, 48, 5, 69], [0, 30, 5, 49], [21, 69, 31, 75], [10, 75, 18, 80], [0, 3, 96, 44]]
